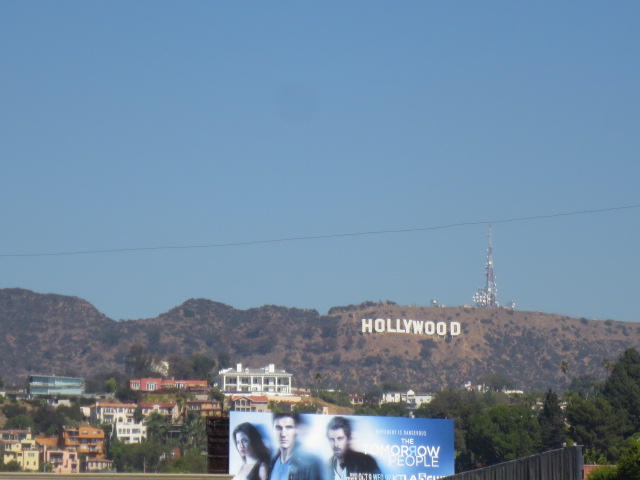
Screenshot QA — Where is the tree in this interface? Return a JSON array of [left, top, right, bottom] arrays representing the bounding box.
[[57, 402, 82, 425], [566, 375, 601, 400], [616, 436, 640, 480], [2, 402, 27, 419], [566, 394, 626, 462], [478, 372, 513, 392], [105, 378, 118, 393], [159, 448, 207, 473], [180, 412, 206, 452], [414, 389, 487, 472], [467, 404, 541, 466], [602, 348, 640, 431], [217, 352, 232, 370], [587, 466, 619, 480], [32, 403, 66, 435], [539, 389, 566, 451], [4, 413, 33, 430], [0, 460, 21, 472], [168, 354, 193, 380], [115, 385, 142, 403], [378, 402, 409, 417], [293, 402, 318, 414], [112, 441, 165, 473], [191, 354, 215, 380], [145, 412, 172, 446], [125, 345, 154, 377]]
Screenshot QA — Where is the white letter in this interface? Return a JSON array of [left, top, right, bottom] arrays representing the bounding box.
[[436, 322, 447, 336], [362, 319, 373, 334], [375, 319, 386, 332], [450, 321, 461, 336], [403, 319, 412, 332], [425, 321, 435, 335], [387, 319, 397, 333]]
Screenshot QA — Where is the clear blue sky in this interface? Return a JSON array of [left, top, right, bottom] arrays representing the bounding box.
[[1, 2, 638, 322]]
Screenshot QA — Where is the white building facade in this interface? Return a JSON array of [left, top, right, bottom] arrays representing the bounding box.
[[219, 364, 292, 394], [114, 422, 147, 444]]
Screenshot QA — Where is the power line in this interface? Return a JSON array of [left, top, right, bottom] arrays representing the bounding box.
[[1, 203, 639, 258]]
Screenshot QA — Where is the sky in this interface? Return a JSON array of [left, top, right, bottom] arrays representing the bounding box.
[[1, 2, 638, 322]]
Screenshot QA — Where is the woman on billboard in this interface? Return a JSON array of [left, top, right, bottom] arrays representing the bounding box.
[[233, 422, 271, 480]]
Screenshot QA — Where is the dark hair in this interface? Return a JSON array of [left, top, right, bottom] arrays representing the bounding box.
[[233, 422, 270, 464], [273, 412, 300, 426], [327, 416, 352, 439]]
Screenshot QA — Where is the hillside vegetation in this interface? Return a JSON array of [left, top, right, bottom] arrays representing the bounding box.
[[0, 288, 637, 392]]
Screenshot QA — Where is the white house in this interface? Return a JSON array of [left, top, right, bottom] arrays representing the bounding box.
[[219, 364, 292, 394]]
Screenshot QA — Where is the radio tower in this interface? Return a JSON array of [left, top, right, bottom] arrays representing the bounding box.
[[473, 224, 499, 307]]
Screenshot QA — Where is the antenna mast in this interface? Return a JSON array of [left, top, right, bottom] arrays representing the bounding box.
[[473, 224, 499, 307]]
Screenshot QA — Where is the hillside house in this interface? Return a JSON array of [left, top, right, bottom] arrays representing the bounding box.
[[129, 378, 209, 393], [114, 422, 147, 444], [231, 395, 270, 412], [380, 390, 433, 410], [186, 399, 223, 417], [60, 425, 105, 459], [139, 401, 180, 422], [0, 429, 39, 471], [85, 458, 113, 472], [219, 363, 292, 394], [44, 449, 79, 474], [28, 374, 84, 396], [90, 402, 137, 424]]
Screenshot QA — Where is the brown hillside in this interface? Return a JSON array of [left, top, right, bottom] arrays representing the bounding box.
[[0, 288, 636, 393]]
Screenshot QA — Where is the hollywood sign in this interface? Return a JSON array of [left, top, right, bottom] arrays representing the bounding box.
[[362, 318, 462, 336]]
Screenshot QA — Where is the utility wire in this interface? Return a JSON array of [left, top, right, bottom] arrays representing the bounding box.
[[1, 204, 638, 258]]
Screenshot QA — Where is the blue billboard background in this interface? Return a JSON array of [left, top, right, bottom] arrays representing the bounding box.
[[229, 412, 454, 480]]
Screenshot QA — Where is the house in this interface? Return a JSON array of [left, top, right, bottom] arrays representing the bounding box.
[[89, 402, 137, 424], [1, 429, 40, 471], [0, 429, 35, 445], [139, 401, 180, 422], [44, 449, 79, 474], [6, 448, 40, 471], [27, 374, 84, 396], [380, 390, 433, 410], [85, 458, 113, 472], [60, 425, 105, 459], [129, 378, 209, 393], [113, 422, 147, 444], [231, 395, 270, 412], [186, 399, 223, 417], [219, 364, 293, 394]]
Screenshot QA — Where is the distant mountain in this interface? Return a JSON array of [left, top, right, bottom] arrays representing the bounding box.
[[1, 288, 637, 393]]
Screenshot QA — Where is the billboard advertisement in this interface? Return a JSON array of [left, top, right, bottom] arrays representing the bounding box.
[[229, 412, 454, 480]]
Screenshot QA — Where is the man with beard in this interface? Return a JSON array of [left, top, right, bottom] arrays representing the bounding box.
[[326, 416, 381, 480]]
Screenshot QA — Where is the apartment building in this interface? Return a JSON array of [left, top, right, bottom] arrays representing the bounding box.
[[60, 425, 105, 459], [28, 374, 84, 396]]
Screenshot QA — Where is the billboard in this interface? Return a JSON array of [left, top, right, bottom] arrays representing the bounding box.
[[229, 412, 454, 480]]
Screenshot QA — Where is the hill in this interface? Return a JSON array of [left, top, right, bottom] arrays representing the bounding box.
[[0, 288, 637, 393]]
